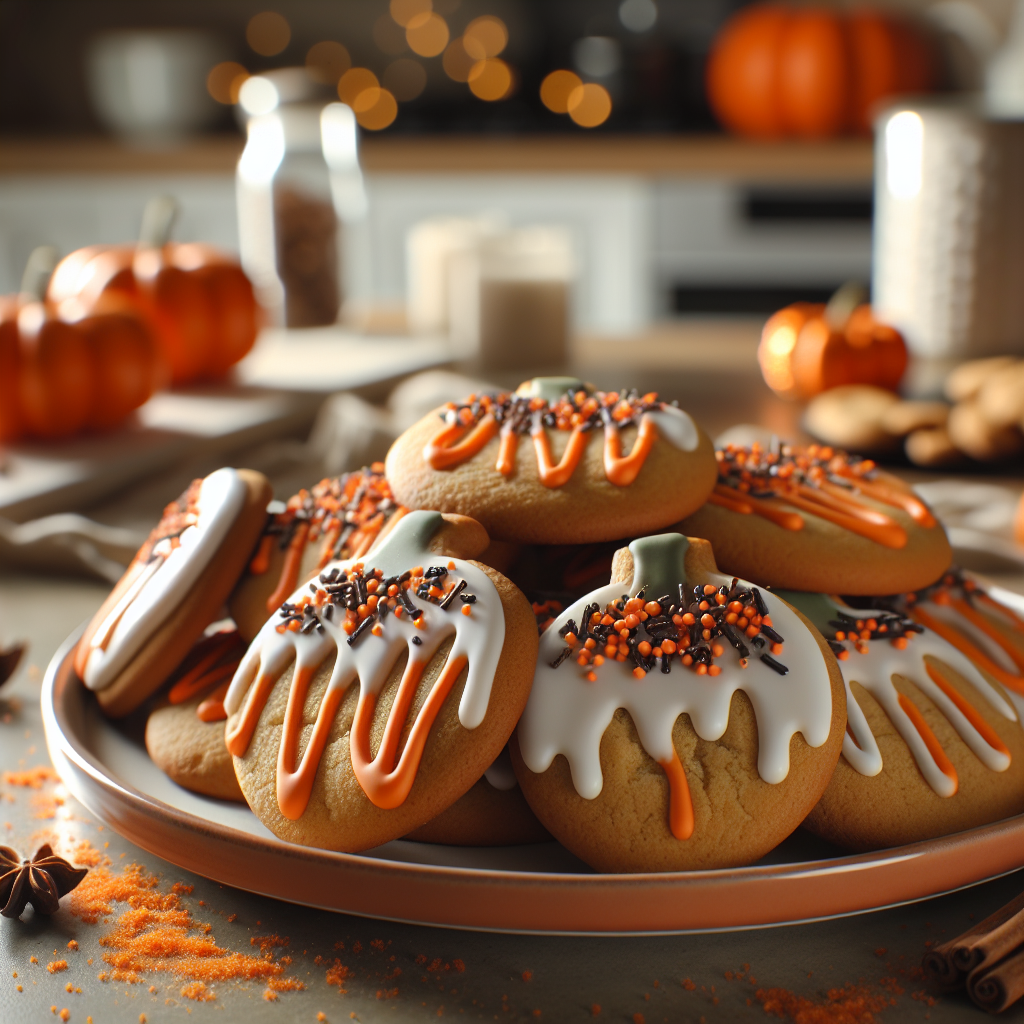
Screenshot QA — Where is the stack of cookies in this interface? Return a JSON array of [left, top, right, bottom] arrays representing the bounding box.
[[73, 377, 1024, 873]]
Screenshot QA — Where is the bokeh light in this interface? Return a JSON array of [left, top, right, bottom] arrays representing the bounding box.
[[338, 67, 380, 106], [390, 0, 432, 28], [619, 0, 658, 33], [354, 88, 399, 130], [567, 82, 612, 127], [468, 58, 512, 101], [540, 69, 582, 114], [406, 12, 449, 57], [463, 16, 508, 60], [442, 38, 475, 82], [373, 14, 408, 55], [383, 58, 427, 101], [207, 61, 249, 104], [305, 41, 351, 85], [246, 12, 291, 56]]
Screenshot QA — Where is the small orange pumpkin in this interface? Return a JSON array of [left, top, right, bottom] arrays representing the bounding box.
[[758, 286, 908, 401], [2, 247, 160, 441], [707, 4, 933, 139], [47, 197, 261, 386]]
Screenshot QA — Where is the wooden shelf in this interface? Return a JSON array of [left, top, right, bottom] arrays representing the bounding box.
[[0, 134, 874, 182]]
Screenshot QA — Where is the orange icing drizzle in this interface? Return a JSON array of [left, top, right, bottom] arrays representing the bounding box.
[[713, 443, 930, 548], [603, 414, 658, 486], [531, 427, 591, 487], [248, 534, 274, 575], [897, 693, 959, 792], [264, 521, 309, 614], [168, 633, 242, 705], [659, 750, 695, 841], [423, 415, 498, 469], [225, 668, 279, 758], [910, 596, 1024, 696], [708, 484, 804, 530], [924, 662, 1011, 758], [349, 654, 468, 811], [425, 389, 670, 488], [496, 429, 518, 476], [197, 680, 231, 722]]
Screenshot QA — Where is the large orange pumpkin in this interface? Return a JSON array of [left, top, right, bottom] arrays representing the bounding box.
[[758, 296, 907, 401], [47, 198, 261, 386], [707, 4, 933, 139]]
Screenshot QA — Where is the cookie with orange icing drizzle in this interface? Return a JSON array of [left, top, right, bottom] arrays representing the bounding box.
[[74, 467, 272, 717], [511, 532, 845, 872], [385, 377, 717, 544], [787, 574, 1024, 851], [678, 441, 952, 594], [229, 464, 408, 641], [223, 510, 538, 853], [145, 626, 246, 802]]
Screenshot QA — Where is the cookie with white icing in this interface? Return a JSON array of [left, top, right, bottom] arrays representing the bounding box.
[[385, 378, 717, 545], [224, 510, 538, 853], [74, 467, 272, 717], [788, 573, 1024, 851], [229, 464, 408, 641], [511, 532, 845, 873], [677, 441, 951, 594], [406, 746, 550, 846], [145, 626, 246, 802]]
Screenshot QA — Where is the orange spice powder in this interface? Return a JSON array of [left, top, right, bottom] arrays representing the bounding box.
[[755, 983, 896, 1023], [65, 862, 303, 997], [2, 765, 59, 788], [47, 961, 68, 973]]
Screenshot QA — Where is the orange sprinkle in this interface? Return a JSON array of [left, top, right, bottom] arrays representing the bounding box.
[[60, 1011, 69, 1023], [461, 605, 472, 616], [67, 940, 78, 951], [48, 961, 68, 974], [2, 765, 58, 788], [632, 667, 646, 679]]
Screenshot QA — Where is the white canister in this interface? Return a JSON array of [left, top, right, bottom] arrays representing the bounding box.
[[448, 225, 575, 370], [873, 101, 1024, 358]]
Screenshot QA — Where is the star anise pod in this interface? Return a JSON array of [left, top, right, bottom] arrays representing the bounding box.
[[0, 844, 88, 919], [0, 642, 25, 689]]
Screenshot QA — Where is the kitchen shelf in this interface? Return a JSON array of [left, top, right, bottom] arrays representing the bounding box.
[[0, 134, 874, 182]]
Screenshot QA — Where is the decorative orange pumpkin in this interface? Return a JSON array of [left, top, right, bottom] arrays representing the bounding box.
[[758, 286, 908, 401], [47, 197, 261, 386], [707, 4, 933, 139], [2, 247, 160, 441]]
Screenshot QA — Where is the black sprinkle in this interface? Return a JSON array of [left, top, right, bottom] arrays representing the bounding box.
[[323, 605, 334, 621], [752, 636, 766, 649], [411, 635, 423, 646], [309, 582, 318, 593], [827, 640, 846, 655], [721, 623, 750, 659], [550, 647, 573, 669], [759, 624, 785, 645], [347, 614, 376, 646], [439, 578, 467, 610], [751, 588, 768, 617], [400, 588, 418, 616], [425, 565, 448, 579], [460, 593, 477, 604], [760, 652, 789, 675], [559, 619, 578, 639]]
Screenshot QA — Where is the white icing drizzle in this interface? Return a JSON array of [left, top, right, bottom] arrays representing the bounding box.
[[646, 406, 699, 452], [483, 745, 518, 791], [225, 509, 504, 741], [83, 468, 247, 692], [516, 538, 834, 801], [808, 597, 1015, 799]]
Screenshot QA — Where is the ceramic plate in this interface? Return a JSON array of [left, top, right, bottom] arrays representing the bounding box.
[[42, 626, 1023, 935]]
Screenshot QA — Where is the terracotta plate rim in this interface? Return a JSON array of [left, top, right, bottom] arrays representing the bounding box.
[[42, 627, 1024, 935]]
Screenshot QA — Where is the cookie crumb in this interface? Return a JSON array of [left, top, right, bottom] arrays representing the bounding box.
[[48, 961, 68, 974]]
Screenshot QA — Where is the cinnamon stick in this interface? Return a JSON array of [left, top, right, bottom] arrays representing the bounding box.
[[923, 891, 1024, 1002], [968, 947, 1024, 1014]]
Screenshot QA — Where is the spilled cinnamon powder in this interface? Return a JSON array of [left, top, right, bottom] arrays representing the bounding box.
[[755, 983, 896, 1023], [65, 861, 303, 999], [2, 765, 59, 788]]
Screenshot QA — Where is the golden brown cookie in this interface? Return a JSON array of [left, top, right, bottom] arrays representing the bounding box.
[[677, 441, 951, 594], [74, 468, 272, 717], [384, 377, 717, 544], [224, 510, 538, 853], [511, 532, 845, 873], [145, 627, 246, 802], [785, 578, 1024, 850], [230, 464, 407, 641], [405, 748, 550, 846]]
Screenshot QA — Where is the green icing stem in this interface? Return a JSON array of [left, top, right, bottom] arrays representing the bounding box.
[[626, 534, 691, 601]]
